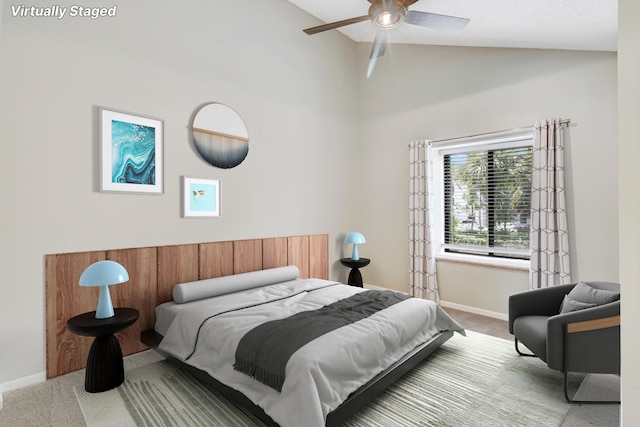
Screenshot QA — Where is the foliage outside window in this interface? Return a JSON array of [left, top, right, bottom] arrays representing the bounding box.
[[441, 141, 532, 259]]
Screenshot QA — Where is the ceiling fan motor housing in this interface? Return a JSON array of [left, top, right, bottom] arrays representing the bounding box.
[[369, 1, 407, 30]]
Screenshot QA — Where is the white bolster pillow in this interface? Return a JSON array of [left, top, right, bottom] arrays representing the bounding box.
[[173, 265, 300, 304]]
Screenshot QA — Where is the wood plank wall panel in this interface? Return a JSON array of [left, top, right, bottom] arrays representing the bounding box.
[[108, 247, 157, 356], [262, 237, 288, 269], [46, 251, 105, 378], [310, 234, 329, 280], [46, 234, 328, 378], [233, 239, 263, 274], [157, 244, 199, 304], [288, 235, 310, 278], [199, 241, 234, 279]]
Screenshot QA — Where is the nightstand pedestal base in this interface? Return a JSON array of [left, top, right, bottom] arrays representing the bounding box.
[[85, 334, 124, 393]]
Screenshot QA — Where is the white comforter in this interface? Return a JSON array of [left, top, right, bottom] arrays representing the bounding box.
[[158, 278, 464, 427]]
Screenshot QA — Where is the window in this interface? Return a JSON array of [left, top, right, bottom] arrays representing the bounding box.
[[434, 131, 533, 260]]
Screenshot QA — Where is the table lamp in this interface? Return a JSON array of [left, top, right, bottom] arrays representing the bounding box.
[[79, 260, 129, 319], [345, 232, 366, 260]]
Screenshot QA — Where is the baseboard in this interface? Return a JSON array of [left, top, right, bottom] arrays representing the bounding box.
[[440, 300, 508, 321], [363, 283, 395, 292], [0, 371, 46, 397]]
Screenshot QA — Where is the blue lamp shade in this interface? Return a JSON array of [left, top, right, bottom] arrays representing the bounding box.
[[79, 260, 129, 319], [344, 232, 366, 261]]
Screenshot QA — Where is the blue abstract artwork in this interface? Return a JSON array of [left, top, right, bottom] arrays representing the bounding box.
[[100, 108, 163, 193], [111, 120, 156, 185]]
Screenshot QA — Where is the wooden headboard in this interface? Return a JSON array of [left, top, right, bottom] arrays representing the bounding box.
[[45, 233, 328, 379]]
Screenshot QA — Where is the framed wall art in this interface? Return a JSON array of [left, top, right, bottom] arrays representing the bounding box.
[[100, 108, 163, 193], [183, 177, 220, 218]]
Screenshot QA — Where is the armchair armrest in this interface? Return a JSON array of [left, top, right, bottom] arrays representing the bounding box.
[[546, 300, 620, 371], [508, 284, 575, 333]]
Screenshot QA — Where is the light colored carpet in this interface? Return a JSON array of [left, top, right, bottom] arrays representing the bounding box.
[[0, 349, 165, 427], [562, 373, 620, 426], [75, 361, 260, 427], [76, 331, 585, 427]]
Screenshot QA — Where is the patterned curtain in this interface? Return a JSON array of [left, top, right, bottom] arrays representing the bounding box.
[[409, 140, 439, 302], [530, 119, 572, 288]]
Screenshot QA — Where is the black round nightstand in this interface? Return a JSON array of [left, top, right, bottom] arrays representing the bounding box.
[[67, 307, 139, 393], [340, 258, 371, 287]]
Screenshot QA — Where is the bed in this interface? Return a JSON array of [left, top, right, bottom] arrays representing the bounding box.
[[141, 265, 464, 427]]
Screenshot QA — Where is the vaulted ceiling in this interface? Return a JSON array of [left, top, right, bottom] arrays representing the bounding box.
[[289, 0, 617, 52]]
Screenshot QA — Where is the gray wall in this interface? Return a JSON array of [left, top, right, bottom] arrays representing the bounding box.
[[0, 0, 358, 386], [619, 0, 640, 424], [0, 0, 628, 415], [355, 45, 618, 316]]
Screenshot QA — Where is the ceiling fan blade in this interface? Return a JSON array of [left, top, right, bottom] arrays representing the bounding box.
[[405, 10, 470, 32], [370, 32, 388, 59], [367, 31, 388, 78], [303, 15, 370, 35]]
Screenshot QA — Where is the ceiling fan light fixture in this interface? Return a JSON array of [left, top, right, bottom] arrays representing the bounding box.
[[369, 2, 406, 30]]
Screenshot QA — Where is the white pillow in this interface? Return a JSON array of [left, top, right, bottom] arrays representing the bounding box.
[[173, 265, 299, 303]]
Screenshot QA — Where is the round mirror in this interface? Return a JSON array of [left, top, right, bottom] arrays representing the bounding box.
[[191, 103, 249, 169]]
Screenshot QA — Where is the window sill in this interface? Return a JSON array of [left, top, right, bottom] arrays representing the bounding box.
[[436, 251, 530, 272]]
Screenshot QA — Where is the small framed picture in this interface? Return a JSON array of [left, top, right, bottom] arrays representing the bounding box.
[[183, 177, 220, 218], [100, 108, 163, 194]]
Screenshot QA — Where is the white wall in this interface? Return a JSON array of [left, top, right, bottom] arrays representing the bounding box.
[[355, 44, 618, 316], [436, 261, 528, 317], [619, 0, 640, 424], [0, 0, 358, 386]]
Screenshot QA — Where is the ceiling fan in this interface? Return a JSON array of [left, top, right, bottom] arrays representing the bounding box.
[[303, 0, 470, 77]]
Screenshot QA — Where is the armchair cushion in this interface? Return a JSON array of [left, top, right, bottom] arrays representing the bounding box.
[[512, 315, 548, 361], [559, 282, 620, 314], [559, 295, 595, 313]]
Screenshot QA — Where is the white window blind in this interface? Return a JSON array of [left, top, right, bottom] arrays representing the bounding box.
[[434, 133, 533, 259]]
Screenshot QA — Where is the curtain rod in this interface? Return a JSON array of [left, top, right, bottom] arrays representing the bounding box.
[[429, 119, 571, 145]]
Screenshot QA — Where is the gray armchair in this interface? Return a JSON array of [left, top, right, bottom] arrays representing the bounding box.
[[508, 281, 620, 403]]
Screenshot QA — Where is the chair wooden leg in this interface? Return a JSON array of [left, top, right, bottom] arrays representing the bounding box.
[[514, 338, 536, 357], [563, 371, 620, 404]]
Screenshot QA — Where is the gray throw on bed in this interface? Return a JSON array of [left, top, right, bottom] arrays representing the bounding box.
[[234, 290, 410, 391]]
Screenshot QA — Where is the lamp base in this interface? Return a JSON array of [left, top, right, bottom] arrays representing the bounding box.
[[95, 285, 115, 319], [351, 245, 360, 261]]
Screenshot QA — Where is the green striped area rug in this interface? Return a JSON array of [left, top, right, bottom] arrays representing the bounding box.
[[75, 331, 582, 426]]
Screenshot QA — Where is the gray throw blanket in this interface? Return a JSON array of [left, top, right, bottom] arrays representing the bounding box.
[[234, 290, 410, 392]]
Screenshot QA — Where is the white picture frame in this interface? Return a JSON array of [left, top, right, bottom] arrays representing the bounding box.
[[100, 108, 163, 194], [183, 177, 220, 218]]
